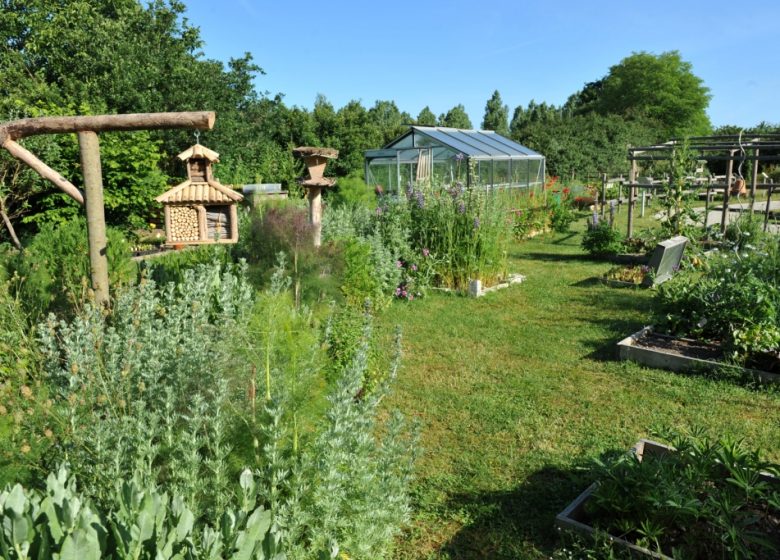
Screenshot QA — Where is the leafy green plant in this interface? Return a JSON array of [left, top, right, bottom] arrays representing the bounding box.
[[341, 238, 388, 309], [9, 218, 136, 320], [38, 261, 252, 519], [581, 221, 625, 257], [548, 189, 577, 233], [0, 465, 280, 560], [654, 240, 780, 361], [585, 430, 780, 559]]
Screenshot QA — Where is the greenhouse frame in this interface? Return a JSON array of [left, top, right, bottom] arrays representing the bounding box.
[[364, 126, 545, 192]]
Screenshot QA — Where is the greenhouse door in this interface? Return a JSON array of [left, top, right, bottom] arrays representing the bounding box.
[[206, 205, 231, 240]]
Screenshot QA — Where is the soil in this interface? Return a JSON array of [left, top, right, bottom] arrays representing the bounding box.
[[633, 331, 723, 361]]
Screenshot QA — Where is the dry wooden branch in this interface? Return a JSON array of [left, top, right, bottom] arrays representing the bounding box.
[[2, 139, 85, 204]]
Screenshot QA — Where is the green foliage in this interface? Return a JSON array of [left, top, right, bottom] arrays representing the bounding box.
[[9, 219, 136, 319], [481, 90, 509, 136], [581, 220, 625, 257], [139, 244, 233, 286], [341, 239, 387, 309], [569, 51, 712, 138], [548, 191, 577, 233], [327, 173, 374, 208], [415, 106, 437, 126], [654, 241, 780, 361], [396, 178, 510, 290], [438, 104, 473, 129], [0, 280, 47, 488], [586, 430, 780, 559], [38, 261, 252, 518], [0, 465, 279, 559]]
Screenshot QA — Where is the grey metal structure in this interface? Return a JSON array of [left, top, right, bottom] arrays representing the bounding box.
[[364, 126, 545, 192]]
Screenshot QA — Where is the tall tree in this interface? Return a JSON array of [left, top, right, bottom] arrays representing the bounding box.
[[416, 106, 437, 126], [482, 90, 509, 135], [439, 104, 472, 129], [569, 51, 711, 138]]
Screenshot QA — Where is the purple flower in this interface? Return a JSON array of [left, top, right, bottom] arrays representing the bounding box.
[[375, 206, 383, 215], [473, 217, 480, 229], [454, 153, 465, 161], [416, 191, 425, 208], [458, 201, 466, 214], [422, 248, 430, 257], [411, 264, 418, 271], [395, 287, 402, 296], [395, 260, 403, 268]]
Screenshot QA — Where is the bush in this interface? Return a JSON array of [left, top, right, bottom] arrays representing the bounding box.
[[548, 192, 577, 233], [327, 172, 375, 208], [9, 219, 135, 319], [581, 221, 624, 257], [139, 243, 233, 285], [38, 261, 253, 517]]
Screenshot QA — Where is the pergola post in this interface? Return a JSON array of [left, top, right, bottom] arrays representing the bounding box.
[[78, 131, 110, 305], [627, 157, 637, 238], [721, 153, 734, 234]]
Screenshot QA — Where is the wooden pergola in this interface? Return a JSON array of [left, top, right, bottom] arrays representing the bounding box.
[[625, 134, 780, 238], [0, 111, 215, 304]]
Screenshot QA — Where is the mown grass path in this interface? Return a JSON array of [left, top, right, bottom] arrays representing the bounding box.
[[377, 228, 780, 559]]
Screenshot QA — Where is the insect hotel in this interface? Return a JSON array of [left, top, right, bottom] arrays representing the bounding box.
[[156, 143, 243, 245]]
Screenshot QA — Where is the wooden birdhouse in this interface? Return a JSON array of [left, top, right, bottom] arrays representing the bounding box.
[[156, 144, 243, 246]]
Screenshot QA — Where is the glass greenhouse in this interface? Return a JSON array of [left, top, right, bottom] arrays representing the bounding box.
[[364, 126, 545, 192]]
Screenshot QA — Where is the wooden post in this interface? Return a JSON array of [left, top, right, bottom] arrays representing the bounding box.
[[600, 173, 607, 218], [721, 153, 734, 234], [308, 186, 323, 247], [230, 204, 239, 241], [764, 185, 773, 233], [750, 149, 759, 213], [704, 177, 712, 234], [627, 159, 637, 238], [78, 131, 109, 306]]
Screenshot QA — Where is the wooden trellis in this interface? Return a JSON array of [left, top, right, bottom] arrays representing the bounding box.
[[625, 134, 780, 238]]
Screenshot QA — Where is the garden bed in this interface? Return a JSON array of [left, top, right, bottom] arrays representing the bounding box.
[[617, 327, 780, 383], [556, 438, 780, 559], [556, 440, 674, 559]]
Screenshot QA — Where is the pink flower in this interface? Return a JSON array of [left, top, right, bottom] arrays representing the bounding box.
[[396, 260, 403, 268], [422, 248, 430, 257], [411, 264, 417, 271]]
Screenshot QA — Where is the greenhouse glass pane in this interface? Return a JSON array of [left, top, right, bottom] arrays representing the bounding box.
[[477, 160, 493, 186], [494, 160, 510, 187], [390, 134, 414, 149], [512, 159, 529, 187], [528, 159, 543, 186], [420, 129, 484, 156]]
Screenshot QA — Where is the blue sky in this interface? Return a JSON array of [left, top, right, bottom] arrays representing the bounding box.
[[183, 0, 779, 128]]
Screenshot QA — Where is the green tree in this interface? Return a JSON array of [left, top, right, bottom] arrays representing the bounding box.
[[416, 106, 437, 126], [439, 104, 472, 129], [570, 51, 712, 138], [482, 90, 509, 135]]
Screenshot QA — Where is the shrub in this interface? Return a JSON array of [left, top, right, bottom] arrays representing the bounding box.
[[10, 219, 136, 319], [327, 172, 375, 208], [138, 243, 233, 285], [581, 221, 624, 257], [341, 238, 388, 309], [400, 180, 510, 289], [548, 192, 577, 233], [38, 261, 253, 518]]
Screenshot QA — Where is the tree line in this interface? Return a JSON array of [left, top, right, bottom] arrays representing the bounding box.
[[0, 0, 775, 239]]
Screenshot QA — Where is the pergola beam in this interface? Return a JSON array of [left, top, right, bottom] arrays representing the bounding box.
[[0, 111, 215, 143]]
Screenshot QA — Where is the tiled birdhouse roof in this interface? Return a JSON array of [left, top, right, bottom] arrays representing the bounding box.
[[155, 180, 243, 204], [177, 143, 220, 162]]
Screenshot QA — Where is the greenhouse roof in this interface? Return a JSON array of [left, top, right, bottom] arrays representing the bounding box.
[[370, 126, 543, 160]]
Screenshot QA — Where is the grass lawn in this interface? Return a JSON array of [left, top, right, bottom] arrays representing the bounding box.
[[376, 221, 780, 559]]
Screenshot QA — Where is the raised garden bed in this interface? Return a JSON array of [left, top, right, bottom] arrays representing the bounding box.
[[556, 438, 780, 559], [617, 327, 780, 383], [556, 439, 673, 559]]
